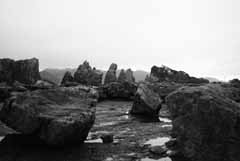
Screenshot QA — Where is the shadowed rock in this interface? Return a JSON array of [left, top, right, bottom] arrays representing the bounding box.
[[98, 82, 137, 101], [61, 71, 75, 86], [0, 86, 97, 146], [131, 82, 182, 116], [104, 63, 117, 84], [118, 69, 135, 83], [166, 84, 240, 161], [0, 58, 40, 85], [14, 58, 41, 84], [74, 61, 103, 86], [0, 59, 15, 84], [148, 65, 209, 84]]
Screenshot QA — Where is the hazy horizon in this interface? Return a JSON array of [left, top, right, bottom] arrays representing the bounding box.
[[0, 0, 240, 81]]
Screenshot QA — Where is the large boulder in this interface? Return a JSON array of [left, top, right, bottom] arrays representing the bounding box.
[[74, 61, 103, 86], [0, 59, 15, 84], [0, 58, 40, 85], [130, 82, 162, 116], [0, 86, 97, 146], [148, 65, 209, 84], [14, 58, 41, 84], [166, 84, 240, 161], [104, 63, 117, 84], [98, 82, 137, 100], [130, 82, 181, 116]]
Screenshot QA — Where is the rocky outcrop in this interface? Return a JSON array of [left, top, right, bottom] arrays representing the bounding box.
[[0, 59, 15, 84], [98, 82, 137, 100], [130, 82, 182, 116], [118, 69, 135, 83], [104, 63, 117, 84], [118, 69, 127, 83], [0, 58, 40, 85], [74, 61, 103, 86], [166, 84, 240, 161], [14, 58, 41, 84], [0, 86, 97, 146], [130, 82, 163, 116], [125, 69, 135, 82], [148, 65, 209, 84], [61, 71, 75, 86]]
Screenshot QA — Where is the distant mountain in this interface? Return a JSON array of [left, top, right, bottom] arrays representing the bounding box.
[[40, 68, 149, 85], [133, 70, 149, 82], [204, 77, 221, 83]]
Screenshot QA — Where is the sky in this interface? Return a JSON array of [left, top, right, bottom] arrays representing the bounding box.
[[0, 0, 240, 81]]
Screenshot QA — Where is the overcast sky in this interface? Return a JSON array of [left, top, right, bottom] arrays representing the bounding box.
[[0, 0, 240, 80]]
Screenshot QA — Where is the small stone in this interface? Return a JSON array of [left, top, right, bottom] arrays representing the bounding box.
[[149, 145, 168, 155], [100, 133, 114, 143]]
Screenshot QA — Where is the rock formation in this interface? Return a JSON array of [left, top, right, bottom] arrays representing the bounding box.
[[98, 82, 137, 100], [61, 71, 75, 86], [0, 58, 40, 85], [130, 82, 182, 116], [118, 69, 135, 83], [130, 82, 163, 116], [74, 61, 103, 86], [166, 84, 240, 161], [0, 59, 15, 84], [104, 63, 117, 84], [117, 69, 127, 83], [148, 65, 209, 84], [0, 86, 97, 146], [125, 69, 135, 82]]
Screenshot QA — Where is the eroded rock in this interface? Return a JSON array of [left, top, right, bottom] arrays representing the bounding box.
[[166, 84, 240, 161], [0, 86, 97, 146], [131, 82, 182, 116], [148, 65, 209, 84], [74, 61, 103, 86], [98, 82, 137, 101], [104, 63, 117, 84]]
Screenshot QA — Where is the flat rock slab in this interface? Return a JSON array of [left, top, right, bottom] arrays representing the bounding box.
[[0, 86, 97, 146]]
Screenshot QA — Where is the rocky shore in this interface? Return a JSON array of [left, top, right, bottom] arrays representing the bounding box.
[[0, 58, 239, 161]]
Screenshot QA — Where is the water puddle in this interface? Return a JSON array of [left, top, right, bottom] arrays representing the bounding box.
[[141, 157, 172, 161], [161, 125, 172, 128], [0, 136, 5, 142], [144, 137, 171, 146], [85, 138, 102, 143], [97, 121, 118, 127], [159, 117, 172, 123]]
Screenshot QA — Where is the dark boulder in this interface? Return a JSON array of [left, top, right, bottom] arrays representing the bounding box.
[[0, 86, 97, 146], [148, 65, 209, 84], [14, 58, 41, 84], [98, 82, 137, 100], [130, 82, 182, 116], [61, 71, 75, 86], [0, 58, 40, 85], [104, 63, 117, 84], [118, 69, 127, 83], [130, 82, 163, 116], [74, 61, 103, 86], [0, 59, 15, 84], [166, 84, 240, 161]]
